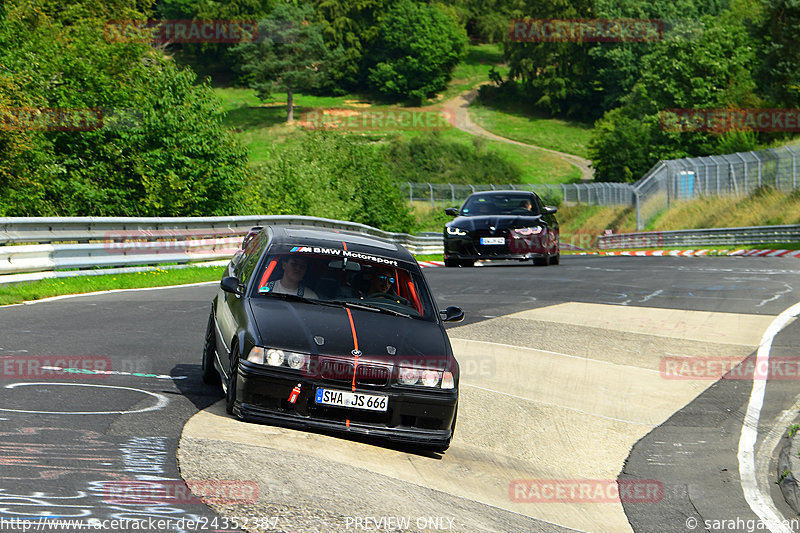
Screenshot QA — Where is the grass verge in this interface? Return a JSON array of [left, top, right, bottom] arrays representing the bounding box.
[[0, 267, 225, 306]]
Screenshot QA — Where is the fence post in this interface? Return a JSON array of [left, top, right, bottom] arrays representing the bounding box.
[[428, 183, 434, 208], [787, 146, 797, 190], [734, 153, 748, 192], [768, 148, 781, 190], [449, 183, 455, 206], [408, 182, 413, 204], [635, 189, 642, 230]]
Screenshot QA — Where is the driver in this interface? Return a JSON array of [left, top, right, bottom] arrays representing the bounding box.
[[263, 255, 318, 299], [364, 267, 408, 305]]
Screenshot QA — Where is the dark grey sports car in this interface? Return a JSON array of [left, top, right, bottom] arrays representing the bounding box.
[[202, 225, 464, 452], [443, 190, 560, 267]]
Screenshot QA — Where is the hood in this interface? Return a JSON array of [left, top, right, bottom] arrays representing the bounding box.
[[448, 215, 545, 232], [247, 298, 451, 368]]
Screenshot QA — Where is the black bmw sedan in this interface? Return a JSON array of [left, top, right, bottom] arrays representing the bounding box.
[[443, 190, 560, 267], [202, 225, 464, 452]]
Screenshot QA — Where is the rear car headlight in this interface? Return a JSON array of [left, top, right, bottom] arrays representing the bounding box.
[[514, 226, 543, 236], [446, 226, 468, 236]]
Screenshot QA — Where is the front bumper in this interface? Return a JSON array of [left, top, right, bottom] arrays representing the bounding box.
[[445, 231, 557, 261], [232, 361, 457, 447]]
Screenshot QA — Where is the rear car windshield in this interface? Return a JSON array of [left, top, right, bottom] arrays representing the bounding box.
[[461, 195, 541, 216]]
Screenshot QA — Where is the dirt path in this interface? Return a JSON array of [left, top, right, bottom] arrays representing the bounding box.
[[442, 84, 595, 182]]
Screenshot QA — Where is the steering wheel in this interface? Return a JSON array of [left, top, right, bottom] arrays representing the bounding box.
[[367, 292, 409, 305]]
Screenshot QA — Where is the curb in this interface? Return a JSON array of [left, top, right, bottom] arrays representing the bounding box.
[[594, 249, 800, 257], [778, 429, 800, 513]]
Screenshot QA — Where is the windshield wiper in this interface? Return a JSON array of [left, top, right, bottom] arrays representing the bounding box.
[[328, 300, 412, 318]]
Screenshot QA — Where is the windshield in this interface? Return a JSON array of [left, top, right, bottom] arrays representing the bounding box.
[[252, 251, 437, 321], [460, 195, 541, 216]]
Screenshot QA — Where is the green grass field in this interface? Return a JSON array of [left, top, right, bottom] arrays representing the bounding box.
[[0, 267, 226, 306], [469, 101, 594, 158]]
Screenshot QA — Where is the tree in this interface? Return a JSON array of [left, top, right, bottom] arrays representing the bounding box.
[[588, 14, 760, 182], [233, 2, 343, 122], [312, 0, 388, 91], [366, 0, 467, 103], [257, 132, 415, 233], [0, 0, 252, 216], [759, 0, 800, 107]]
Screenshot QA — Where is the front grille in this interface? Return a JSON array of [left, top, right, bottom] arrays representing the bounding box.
[[318, 358, 390, 387], [473, 229, 511, 256], [356, 365, 390, 387], [320, 359, 353, 382]]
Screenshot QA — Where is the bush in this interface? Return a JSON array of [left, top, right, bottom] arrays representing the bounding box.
[[256, 132, 415, 233], [381, 132, 522, 184]]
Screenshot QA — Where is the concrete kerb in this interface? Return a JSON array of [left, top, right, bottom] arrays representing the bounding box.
[[778, 429, 800, 513]]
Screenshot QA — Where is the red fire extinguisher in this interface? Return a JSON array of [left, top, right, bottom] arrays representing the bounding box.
[[288, 383, 301, 404]]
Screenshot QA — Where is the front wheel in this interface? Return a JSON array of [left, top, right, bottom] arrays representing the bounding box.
[[225, 354, 239, 415], [201, 311, 220, 385], [532, 256, 549, 266], [550, 253, 560, 265]]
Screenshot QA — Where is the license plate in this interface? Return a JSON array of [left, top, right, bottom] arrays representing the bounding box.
[[315, 388, 388, 411], [480, 237, 505, 245]]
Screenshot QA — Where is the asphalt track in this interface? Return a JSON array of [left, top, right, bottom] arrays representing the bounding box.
[[1, 256, 800, 532]]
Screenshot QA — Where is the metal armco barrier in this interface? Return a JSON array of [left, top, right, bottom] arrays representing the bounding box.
[[0, 216, 444, 285], [597, 224, 800, 249]]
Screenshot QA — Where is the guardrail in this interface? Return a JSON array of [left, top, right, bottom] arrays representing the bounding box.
[[0, 216, 444, 285], [597, 224, 800, 249]]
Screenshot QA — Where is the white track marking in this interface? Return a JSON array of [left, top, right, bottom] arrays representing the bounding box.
[[738, 301, 800, 533], [0, 382, 169, 415]]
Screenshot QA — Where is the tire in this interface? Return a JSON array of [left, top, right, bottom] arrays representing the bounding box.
[[444, 258, 459, 268], [532, 256, 549, 266], [550, 253, 560, 265], [459, 259, 474, 267], [225, 352, 239, 415], [201, 311, 220, 385]]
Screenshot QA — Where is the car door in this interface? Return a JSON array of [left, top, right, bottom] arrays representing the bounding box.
[[214, 230, 268, 376]]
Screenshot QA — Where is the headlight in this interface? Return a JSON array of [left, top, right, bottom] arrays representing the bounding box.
[[397, 366, 445, 388], [441, 371, 455, 389], [248, 346, 309, 370], [266, 349, 285, 366], [398, 367, 422, 385], [287, 351, 306, 369], [514, 226, 543, 236], [247, 347, 266, 364], [446, 226, 468, 236], [421, 370, 440, 387]]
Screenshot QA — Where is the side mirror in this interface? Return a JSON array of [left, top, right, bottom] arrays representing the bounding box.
[[444, 207, 459, 216], [220, 276, 243, 296], [544, 206, 558, 215], [440, 306, 464, 323]]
